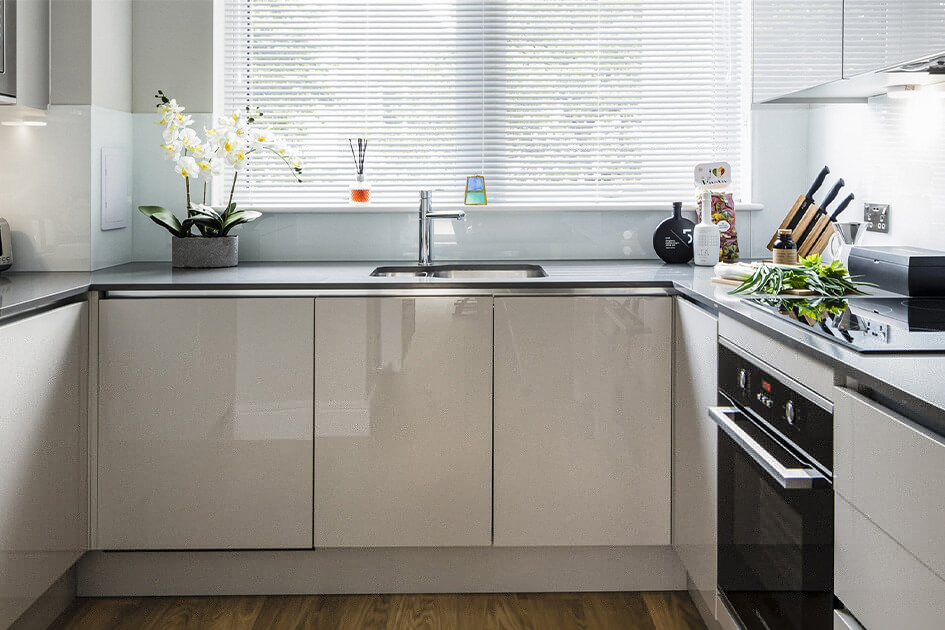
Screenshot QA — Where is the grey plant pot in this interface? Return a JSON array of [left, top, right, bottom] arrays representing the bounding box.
[[171, 236, 239, 268]]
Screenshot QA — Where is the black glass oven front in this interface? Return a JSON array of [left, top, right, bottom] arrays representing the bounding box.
[[717, 414, 833, 630]]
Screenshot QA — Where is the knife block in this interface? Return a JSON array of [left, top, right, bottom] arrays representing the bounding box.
[[767, 195, 821, 249], [766, 194, 833, 258]]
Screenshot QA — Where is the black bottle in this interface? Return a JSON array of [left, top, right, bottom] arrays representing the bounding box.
[[653, 201, 694, 264], [772, 229, 798, 265]]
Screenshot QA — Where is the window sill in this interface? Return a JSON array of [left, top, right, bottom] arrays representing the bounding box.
[[250, 202, 765, 214]]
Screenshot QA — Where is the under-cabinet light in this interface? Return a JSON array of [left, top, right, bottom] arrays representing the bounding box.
[[886, 84, 918, 99], [0, 119, 47, 127]]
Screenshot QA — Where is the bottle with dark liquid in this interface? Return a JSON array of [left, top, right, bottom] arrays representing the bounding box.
[[772, 229, 798, 265]]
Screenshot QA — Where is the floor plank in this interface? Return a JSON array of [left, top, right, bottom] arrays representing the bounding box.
[[641, 592, 706, 630], [48, 592, 707, 630]]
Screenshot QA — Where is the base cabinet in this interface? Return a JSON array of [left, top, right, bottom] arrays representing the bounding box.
[[0, 303, 87, 628], [97, 298, 314, 550], [672, 298, 718, 620], [493, 296, 671, 546], [835, 494, 945, 630], [833, 385, 945, 629], [313, 297, 492, 547]]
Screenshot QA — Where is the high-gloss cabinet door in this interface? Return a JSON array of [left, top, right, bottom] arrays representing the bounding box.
[[98, 298, 314, 550], [314, 297, 492, 547], [753, 0, 843, 102], [834, 386, 945, 581], [844, 1, 945, 77], [0, 302, 87, 628], [835, 494, 945, 630], [672, 298, 718, 620], [494, 296, 671, 546]]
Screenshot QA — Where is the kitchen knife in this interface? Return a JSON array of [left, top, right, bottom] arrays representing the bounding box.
[[829, 193, 855, 221], [791, 166, 831, 229], [766, 165, 830, 249], [805, 193, 857, 258], [796, 178, 845, 250]]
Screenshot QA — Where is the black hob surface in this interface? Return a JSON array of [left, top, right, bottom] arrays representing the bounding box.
[[745, 296, 945, 353]]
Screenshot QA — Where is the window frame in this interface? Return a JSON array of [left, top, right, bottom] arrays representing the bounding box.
[[212, 0, 755, 214]]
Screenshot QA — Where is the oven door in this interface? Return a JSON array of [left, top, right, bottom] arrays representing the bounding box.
[[711, 406, 834, 630]]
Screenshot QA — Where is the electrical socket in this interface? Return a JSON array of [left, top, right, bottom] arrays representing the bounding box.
[[864, 203, 890, 233]]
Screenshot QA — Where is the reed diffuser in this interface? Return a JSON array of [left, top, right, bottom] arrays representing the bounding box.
[[348, 138, 371, 203]]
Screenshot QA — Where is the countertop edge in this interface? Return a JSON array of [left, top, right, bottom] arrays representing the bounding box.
[[5, 263, 945, 418]]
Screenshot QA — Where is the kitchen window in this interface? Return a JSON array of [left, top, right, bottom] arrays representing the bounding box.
[[220, 0, 749, 211]]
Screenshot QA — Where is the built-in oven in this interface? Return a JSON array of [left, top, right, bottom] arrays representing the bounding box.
[[711, 338, 835, 630]]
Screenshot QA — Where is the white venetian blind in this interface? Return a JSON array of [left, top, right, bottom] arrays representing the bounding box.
[[222, 0, 748, 210]]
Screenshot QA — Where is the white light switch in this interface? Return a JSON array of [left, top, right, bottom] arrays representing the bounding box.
[[101, 148, 129, 230]]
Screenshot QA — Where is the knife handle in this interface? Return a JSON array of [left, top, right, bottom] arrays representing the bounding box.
[[830, 193, 855, 221], [820, 178, 845, 213], [806, 165, 830, 201]]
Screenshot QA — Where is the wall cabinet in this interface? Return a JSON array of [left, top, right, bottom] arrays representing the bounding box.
[[1, 0, 49, 108], [672, 298, 718, 620], [844, 1, 945, 78], [97, 298, 314, 550], [493, 296, 671, 546], [0, 302, 87, 628], [752, 0, 843, 103], [313, 297, 492, 547], [754, 1, 945, 102]]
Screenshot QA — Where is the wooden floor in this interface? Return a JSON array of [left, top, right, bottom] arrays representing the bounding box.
[[48, 592, 706, 630]]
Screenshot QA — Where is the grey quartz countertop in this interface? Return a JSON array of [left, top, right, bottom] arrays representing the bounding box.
[[0, 271, 91, 321], [4, 261, 944, 418], [676, 267, 945, 422], [87, 260, 692, 290]]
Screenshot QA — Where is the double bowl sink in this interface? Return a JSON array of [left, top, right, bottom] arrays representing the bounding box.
[[371, 263, 547, 279]]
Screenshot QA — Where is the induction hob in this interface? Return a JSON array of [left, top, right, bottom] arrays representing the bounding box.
[[745, 296, 945, 353]]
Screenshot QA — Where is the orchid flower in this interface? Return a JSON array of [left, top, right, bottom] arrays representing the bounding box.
[[175, 156, 199, 179], [141, 91, 303, 239]]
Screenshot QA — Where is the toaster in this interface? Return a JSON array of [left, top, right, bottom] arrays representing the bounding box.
[[0, 218, 12, 272]]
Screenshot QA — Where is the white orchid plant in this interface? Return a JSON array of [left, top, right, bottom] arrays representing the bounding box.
[[138, 90, 302, 238]]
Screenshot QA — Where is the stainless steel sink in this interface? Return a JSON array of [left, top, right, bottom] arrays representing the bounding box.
[[369, 267, 431, 277], [370, 264, 547, 279]]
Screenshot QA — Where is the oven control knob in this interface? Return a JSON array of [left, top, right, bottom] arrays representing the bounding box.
[[737, 369, 748, 389], [785, 400, 796, 426], [763, 396, 774, 408]]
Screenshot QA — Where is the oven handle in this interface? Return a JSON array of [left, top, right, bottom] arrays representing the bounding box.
[[709, 406, 827, 490], [834, 609, 867, 630]]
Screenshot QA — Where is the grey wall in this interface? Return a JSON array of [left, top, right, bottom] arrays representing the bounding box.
[[808, 94, 945, 252], [131, 0, 213, 113], [92, 0, 133, 112], [0, 0, 135, 271], [5, 0, 818, 268], [128, 0, 802, 262]]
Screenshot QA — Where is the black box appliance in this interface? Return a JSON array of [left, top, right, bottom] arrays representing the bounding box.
[[848, 246, 945, 296]]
